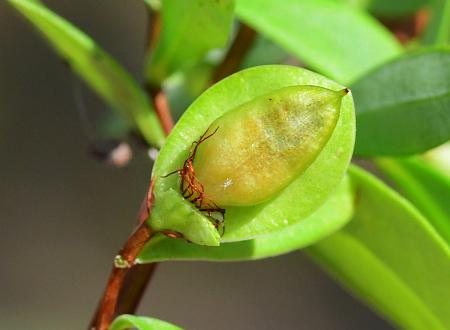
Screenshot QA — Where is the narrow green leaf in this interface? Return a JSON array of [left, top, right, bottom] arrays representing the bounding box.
[[139, 175, 353, 262], [146, 0, 234, 84], [353, 48, 450, 156], [308, 165, 450, 330], [377, 157, 450, 245], [368, 0, 429, 16], [422, 0, 450, 45], [8, 0, 165, 147], [333, 0, 429, 16], [149, 65, 355, 246], [111, 315, 182, 330], [236, 0, 402, 84]]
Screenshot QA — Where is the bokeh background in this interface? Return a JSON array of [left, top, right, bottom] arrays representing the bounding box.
[[0, 1, 392, 329]]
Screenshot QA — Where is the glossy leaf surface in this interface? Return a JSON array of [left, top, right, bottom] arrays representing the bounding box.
[[377, 157, 450, 245], [308, 165, 450, 330], [236, 0, 402, 84], [148, 65, 355, 246], [353, 48, 450, 156], [8, 0, 165, 147], [111, 315, 182, 330], [146, 0, 234, 84], [139, 176, 353, 262]]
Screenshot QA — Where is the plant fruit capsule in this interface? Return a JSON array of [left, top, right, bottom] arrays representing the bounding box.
[[193, 85, 348, 207]]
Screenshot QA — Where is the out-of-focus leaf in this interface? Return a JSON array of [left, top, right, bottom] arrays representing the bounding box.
[[423, 143, 450, 177], [146, 0, 234, 84], [369, 0, 429, 16], [334, 0, 429, 16], [422, 0, 450, 45], [377, 157, 450, 244], [353, 48, 450, 156], [148, 65, 355, 246], [308, 165, 450, 330], [143, 0, 160, 10], [236, 0, 402, 84], [164, 62, 214, 120], [110, 315, 182, 330], [240, 35, 292, 69], [139, 175, 353, 262], [8, 0, 165, 147]]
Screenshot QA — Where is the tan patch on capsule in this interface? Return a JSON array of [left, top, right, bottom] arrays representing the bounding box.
[[193, 86, 346, 207]]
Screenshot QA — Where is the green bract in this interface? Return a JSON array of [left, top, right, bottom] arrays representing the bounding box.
[[139, 175, 353, 262], [147, 65, 355, 246]]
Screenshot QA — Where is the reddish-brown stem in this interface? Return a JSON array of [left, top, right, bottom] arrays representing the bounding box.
[[146, 7, 161, 53], [153, 89, 174, 135], [89, 180, 155, 330], [211, 23, 257, 83], [379, 9, 429, 44], [115, 263, 158, 316], [90, 15, 257, 330]]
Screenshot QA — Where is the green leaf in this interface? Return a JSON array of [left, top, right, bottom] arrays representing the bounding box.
[[353, 48, 450, 156], [139, 175, 353, 262], [8, 0, 165, 147], [377, 157, 450, 245], [235, 0, 402, 84], [149, 65, 355, 246], [240, 35, 292, 69], [110, 314, 182, 330], [333, 0, 429, 16], [145, 0, 235, 84], [308, 165, 450, 330], [368, 0, 429, 16], [422, 0, 450, 45]]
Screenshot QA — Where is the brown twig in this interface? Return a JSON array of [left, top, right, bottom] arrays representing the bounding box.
[[89, 180, 155, 330], [146, 6, 161, 54], [149, 87, 174, 135], [115, 263, 158, 316], [378, 9, 429, 44], [211, 23, 257, 83], [90, 14, 257, 330]]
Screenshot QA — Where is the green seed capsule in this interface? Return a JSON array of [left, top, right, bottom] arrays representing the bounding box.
[[192, 85, 348, 207]]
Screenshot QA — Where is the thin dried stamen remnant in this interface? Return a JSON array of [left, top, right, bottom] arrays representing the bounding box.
[[163, 127, 225, 233]]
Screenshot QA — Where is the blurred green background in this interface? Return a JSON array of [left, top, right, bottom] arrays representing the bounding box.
[[0, 1, 392, 329]]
